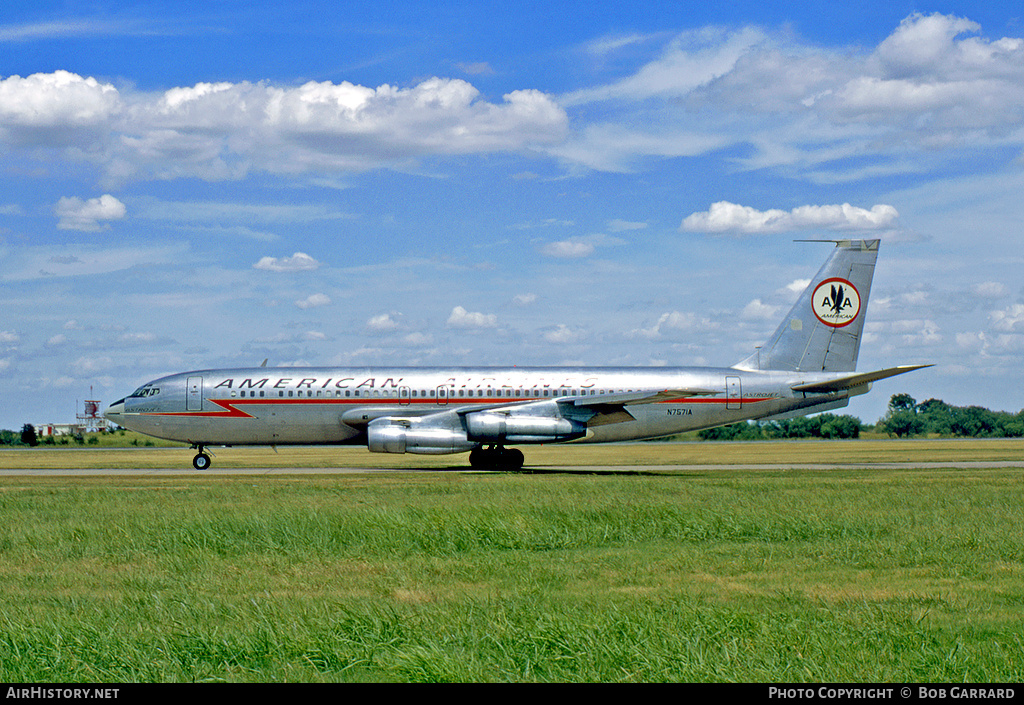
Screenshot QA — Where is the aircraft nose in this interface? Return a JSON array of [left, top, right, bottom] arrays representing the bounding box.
[[104, 399, 125, 421]]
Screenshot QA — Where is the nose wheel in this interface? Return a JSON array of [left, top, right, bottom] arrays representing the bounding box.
[[191, 444, 212, 470]]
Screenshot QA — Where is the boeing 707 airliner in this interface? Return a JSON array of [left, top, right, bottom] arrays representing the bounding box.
[[104, 239, 929, 470]]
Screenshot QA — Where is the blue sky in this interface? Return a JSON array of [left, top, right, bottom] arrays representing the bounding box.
[[2, 1, 1024, 430]]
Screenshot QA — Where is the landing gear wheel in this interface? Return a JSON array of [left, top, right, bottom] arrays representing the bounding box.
[[469, 448, 486, 470], [503, 448, 525, 471], [468, 446, 525, 471], [193, 453, 211, 470]]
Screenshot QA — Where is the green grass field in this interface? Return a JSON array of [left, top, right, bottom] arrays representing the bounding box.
[[0, 441, 1022, 682], [3, 436, 1023, 469]]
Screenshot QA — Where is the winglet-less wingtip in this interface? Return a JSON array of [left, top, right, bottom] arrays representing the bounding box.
[[791, 364, 933, 394]]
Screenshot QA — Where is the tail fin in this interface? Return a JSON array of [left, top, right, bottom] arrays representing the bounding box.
[[735, 239, 879, 372]]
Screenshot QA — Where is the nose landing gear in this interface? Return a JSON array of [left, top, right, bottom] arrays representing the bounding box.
[[191, 443, 212, 470]]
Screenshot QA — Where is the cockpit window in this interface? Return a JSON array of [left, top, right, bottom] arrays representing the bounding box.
[[130, 386, 160, 398]]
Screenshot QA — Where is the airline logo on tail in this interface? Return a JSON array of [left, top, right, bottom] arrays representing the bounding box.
[[812, 277, 861, 328]]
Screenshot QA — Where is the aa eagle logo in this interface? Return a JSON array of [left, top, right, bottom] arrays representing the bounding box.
[[812, 278, 860, 328]]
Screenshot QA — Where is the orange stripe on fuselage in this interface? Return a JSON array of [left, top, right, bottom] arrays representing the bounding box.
[[141, 395, 776, 418]]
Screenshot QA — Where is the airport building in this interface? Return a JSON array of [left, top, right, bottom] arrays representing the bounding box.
[[37, 399, 112, 436]]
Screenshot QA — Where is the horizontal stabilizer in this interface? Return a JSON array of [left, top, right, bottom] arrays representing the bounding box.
[[791, 365, 933, 394]]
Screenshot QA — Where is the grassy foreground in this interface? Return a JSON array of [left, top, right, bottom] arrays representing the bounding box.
[[2, 436, 1023, 469], [0, 452, 1022, 682]]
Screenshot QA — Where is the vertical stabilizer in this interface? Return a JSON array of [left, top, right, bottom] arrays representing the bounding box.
[[735, 239, 879, 372]]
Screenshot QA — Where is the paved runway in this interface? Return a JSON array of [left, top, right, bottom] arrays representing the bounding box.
[[2, 461, 1023, 476]]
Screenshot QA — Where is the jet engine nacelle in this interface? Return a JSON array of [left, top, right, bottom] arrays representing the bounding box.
[[367, 422, 476, 455], [465, 412, 586, 443]]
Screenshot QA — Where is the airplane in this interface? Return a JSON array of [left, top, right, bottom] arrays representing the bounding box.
[[104, 239, 930, 471]]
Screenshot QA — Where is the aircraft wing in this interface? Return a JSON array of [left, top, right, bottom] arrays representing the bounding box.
[[562, 388, 718, 427], [791, 365, 933, 394], [568, 388, 717, 407], [342, 391, 672, 431], [441, 388, 718, 429]]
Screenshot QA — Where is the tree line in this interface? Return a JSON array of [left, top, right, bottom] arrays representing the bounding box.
[[699, 394, 1024, 441], [0, 425, 39, 447], [0, 424, 101, 447], [876, 394, 1024, 439], [698, 413, 866, 440]]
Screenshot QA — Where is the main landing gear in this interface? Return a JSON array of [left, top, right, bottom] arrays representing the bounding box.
[[469, 445, 525, 471], [191, 443, 212, 470]]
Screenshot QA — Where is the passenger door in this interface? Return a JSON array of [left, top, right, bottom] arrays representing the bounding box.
[[186, 376, 204, 412], [726, 376, 742, 411]]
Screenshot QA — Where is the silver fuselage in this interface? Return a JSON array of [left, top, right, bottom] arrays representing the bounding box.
[[104, 365, 861, 447]]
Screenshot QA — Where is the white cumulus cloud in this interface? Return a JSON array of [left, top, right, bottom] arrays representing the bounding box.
[[295, 293, 331, 309], [781, 279, 812, 298], [543, 324, 584, 344], [0, 70, 119, 131], [742, 299, 781, 320], [991, 304, 1024, 333], [447, 306, 497, 329], [366, 313, 402, 333], [54, 194, 126, 231], [0, 71, 568, 182], [253, 252, 321, 272], [680, 201, 898, 235]]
